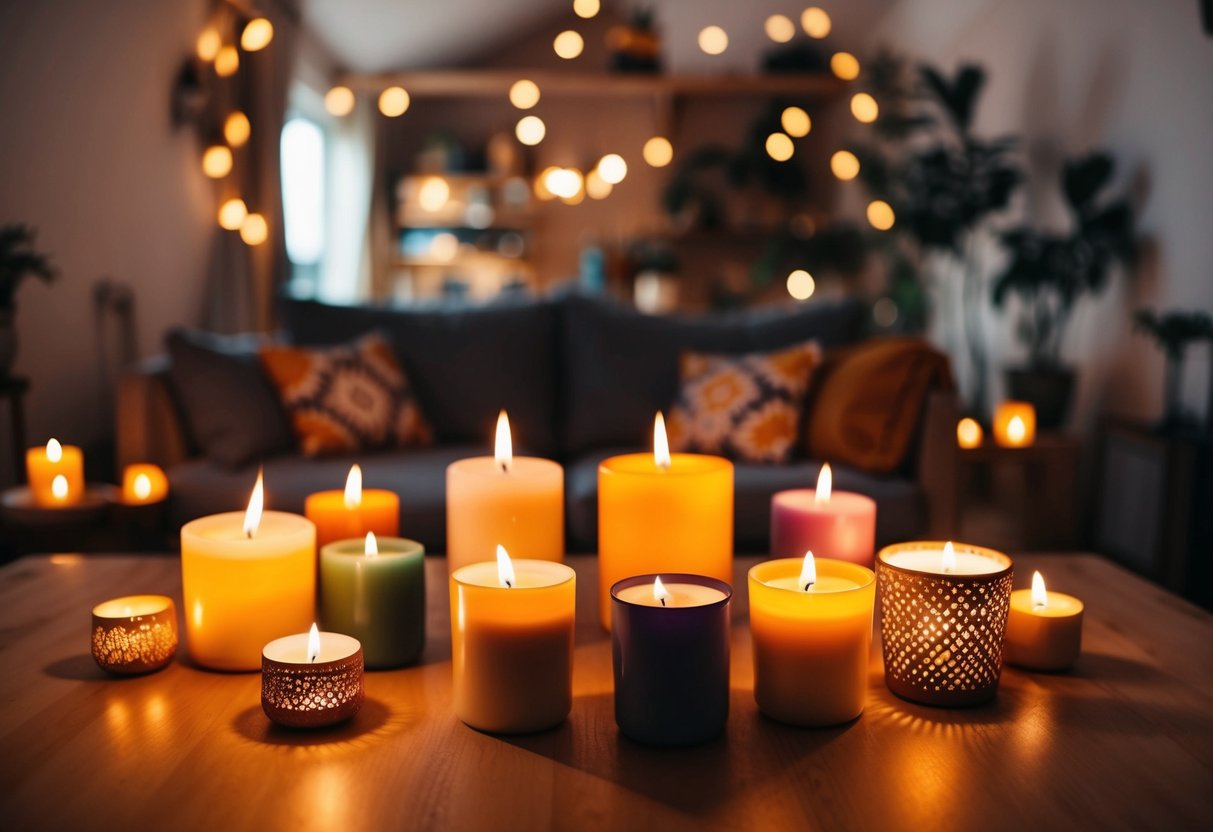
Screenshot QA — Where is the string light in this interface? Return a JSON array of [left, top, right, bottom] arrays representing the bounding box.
[[515, 115, 546, 146], [596, 154, 627, 185], [224, 111, 251, 147], [830, 150, 860, 180], [801, 7, 832, 38], [781, 107, 811, 137], [764, 15, 796, 43], [324, 86, 355, 117], [214, 45, 239, 77], [867, 200, 895, 231], [509, 79, 540, 109], [831, 52, 861, 80], [553, 30, 584, 60], [202, 145, 233, 178], [378, 86, 410, 117], [573, 0, 600, 19], [643, 137, 673, 167], [766, 133, 794, 162], [698, 26, 728, 55], [196, 28, 221, 62], [851, 92, 879, 123], [240, 212, 268, 245], [240, 18, 274, 52], [218, 198, 248, 230]]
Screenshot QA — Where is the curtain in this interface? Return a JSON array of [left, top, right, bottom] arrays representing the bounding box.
[[319, 96, 374, 304]]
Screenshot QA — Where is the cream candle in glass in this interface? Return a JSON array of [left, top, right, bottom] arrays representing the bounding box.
[[1005, 571, 1083, 671]]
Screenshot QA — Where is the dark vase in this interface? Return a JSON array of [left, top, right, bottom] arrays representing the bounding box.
[[1005, 366, 1076, 429]]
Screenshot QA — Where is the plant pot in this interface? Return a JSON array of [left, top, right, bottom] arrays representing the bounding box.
[[1005, 366, 1075, 429], [0, 308, 16, 377]]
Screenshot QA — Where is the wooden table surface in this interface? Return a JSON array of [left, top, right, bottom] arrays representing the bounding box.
[[1, 553, 1211, 832]]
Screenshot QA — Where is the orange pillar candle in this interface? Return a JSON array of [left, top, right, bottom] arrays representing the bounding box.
[[446, 410, 563, 573], [181, 472, 316, 671], [993, 401, 1036, 447], [450, 546, 575, 734], [597, 413, 733, 630], [769, 463, 877, 566], [26, 438, 84, 506], [304, 464, 400, 549], [748, 553, 876, 726], [1005, 571, 1084, 671], [122, 464, 169, 505]]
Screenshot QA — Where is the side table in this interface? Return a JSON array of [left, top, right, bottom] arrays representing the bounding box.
[[0, 485, 171, 562]]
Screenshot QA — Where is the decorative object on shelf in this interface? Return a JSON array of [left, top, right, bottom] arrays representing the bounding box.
[[0, 224, 57, 377], [1133, 308, 1213, 431], [606, 6, 662, 73], [611, 574, 732, 746], [121, 464, 169, 505], [877, 540, 1014, 707], [261, 624, 364, 728], [769, 463, 876, 565], [91, 595, 178, 675], [956, 416, 983, 449], [1005, 571, 1083, 671], [305, 463, 400, 549], [993, 401, 1036, 448], [993, 152, 1136, 428]]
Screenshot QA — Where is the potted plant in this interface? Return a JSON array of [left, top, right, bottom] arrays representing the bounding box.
[[0, 224, 57, 377], [1133, 309, 1213, 431], [991, 152, 1135, 427]]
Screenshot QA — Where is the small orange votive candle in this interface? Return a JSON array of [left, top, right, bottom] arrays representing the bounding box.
[[1005, 571, 1083, 671], [305, 464, 400, 549], [993, 402, 1036, 448], [27, 438, 85, 506], [122, 464, 169, 504], [956, 417, 983, 449], [91, 595, 178, 675]]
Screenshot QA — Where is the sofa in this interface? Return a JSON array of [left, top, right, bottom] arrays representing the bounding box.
[[116, 293, 959, 553]]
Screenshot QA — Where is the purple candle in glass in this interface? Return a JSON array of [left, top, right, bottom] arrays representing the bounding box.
[[610, 573, 732, 746]]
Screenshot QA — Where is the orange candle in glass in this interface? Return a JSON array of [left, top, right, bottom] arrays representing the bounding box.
[[1005, 571, 1084, 671], [304, 464, 399, 549], [993, 402, 1036, 447], [597, 412, 733, 630], [26, 438, 84, 506], [122, 463, 169, 504], [956, 417, 983, 449]]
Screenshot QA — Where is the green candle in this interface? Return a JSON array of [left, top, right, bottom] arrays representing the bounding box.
[[319, 533, 426, 669]]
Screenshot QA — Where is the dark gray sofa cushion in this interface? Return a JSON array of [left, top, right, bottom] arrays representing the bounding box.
[[559, 295, 869, 455], [565, 449, 924, 553]]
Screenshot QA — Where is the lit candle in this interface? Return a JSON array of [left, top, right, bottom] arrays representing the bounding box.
[[91, 595, 178, 675], [610, 572, 732, 746], [450, 545, 575, 733], [598, 413, 733, 629], [769, 462, 877, 566], [180, 471, 316, 671], [956, 417, 983, 449], [994, 401, 1036, 447], [1005, 571, 1084, 671], [26, 438, 84, 506], [261, 623, 364, 728], [748, 552, 876, 726], [319, 531, 426, 668], [446, 410, 564, 573], [877, 540, 1014, 706], [305, 464, 400, 549], [121, 463, 169, 505]]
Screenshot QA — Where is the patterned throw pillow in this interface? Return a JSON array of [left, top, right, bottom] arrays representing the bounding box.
[[259, 334, 432, 456], [667, 340, 821, 464]]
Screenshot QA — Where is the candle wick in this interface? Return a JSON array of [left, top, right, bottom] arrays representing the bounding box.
[[804, 581, 814, 592], [506, 579, 513, 589], [500, 461, 509, 474], [246, 530, 253, 540], [660, 597, 666, 607]]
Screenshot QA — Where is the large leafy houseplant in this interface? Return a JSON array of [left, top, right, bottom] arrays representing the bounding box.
[[0, 224, 57, 376]]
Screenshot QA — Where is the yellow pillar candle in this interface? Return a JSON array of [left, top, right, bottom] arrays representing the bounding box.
[[597, 412, 733, 629], [749, 553, 876, 726], [450, 546, 575, 734], [305, 464, 400, 549], [994, 401, 1036, 447], [446, 410, 564, 573], [26, 438, 84, 506], [122, 463, 169, 505], [181, 472, 316, 671], [1006, 571, 1084, 671]]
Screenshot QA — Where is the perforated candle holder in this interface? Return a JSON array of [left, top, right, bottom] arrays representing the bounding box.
[[877, 542, 1013, 707], [91, 595, 178, 675], [261, 635, 364, 729]]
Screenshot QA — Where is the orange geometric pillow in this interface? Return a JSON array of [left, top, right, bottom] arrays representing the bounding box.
[[666, 340, 821, 464], [259, 334, 432, 456]]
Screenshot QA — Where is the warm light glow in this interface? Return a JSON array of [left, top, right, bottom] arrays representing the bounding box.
[[653, 575, 670, 606], [781, 106, 811, 138], [133, 473, 152, 502], [243, 469, 264, 538], [830, 150, 860, 180], [585, 169, 612, 199], [533, 167, 559, 200], [509, 79, 541, 109], [643, 136, 673, 168], [324, 86, 355, 117], [766, 132, 795, 162], [544, 167, 583, 200], [495, 410, 513, 472], [46, 438, 62, 463], [196, 27, 221, 61], [307, 623, 320, 662], [867, 200, 895, 231], [240, 18, 274, 52], [1008, 415, 1026, 444], [497, 544, 516, 588], [800, 551, 818, 591], [344, 464, 362, 509], [214, 45, 239, 77], [1031, 571, 1048, 609], [365, 531, 379, 558], [815, 462, 832, 503], [851, 92, 879, 123], [786, 269, 815, 301], [430, 232, 458, 260], [573, 0, 600, 19], [957, 417, 983, 449], [515, 115, 546, 146], [698, 25, 729, 56], [942, 541, 956, 573], [240, 212, 268, 245], [801, 7, 832, 38], [653, 412, 671, 470], [224, 111, 251, 147], [378, 86, 410, 117], [597, 154, 628, 185], [51, 475, 68, 501], [553, 30, 584, 60], [202, 145, 233, 179], [765, 14, 796, 43], [218, 198, 247, 230], [418, 176, 450, 212], [831, 52, 861, 80]]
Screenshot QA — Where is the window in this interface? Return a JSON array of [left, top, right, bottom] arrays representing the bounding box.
[[280, 116, 326, 292]]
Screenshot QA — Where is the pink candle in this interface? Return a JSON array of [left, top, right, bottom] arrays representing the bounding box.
[[769, 464, 876, 566]]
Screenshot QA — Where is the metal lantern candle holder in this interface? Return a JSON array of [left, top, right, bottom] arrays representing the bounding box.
[[91, 595, 178, 675], [261, 636, 365, 729]]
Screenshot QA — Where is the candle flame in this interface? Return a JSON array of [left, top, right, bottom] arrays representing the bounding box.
[[800, 551, 817, 591], [653, 412, 671, 470], [243, 469, 264, 538], [133, 473, 152, 501], [815, 463, 832, 502], [365, 531, 378, 557], [46, 438, 63, 463], [51, 474, 68, 501], [307, 623, 320, 663], [344, 464, 363, 509], [495, 409, 513, 473], [496, 544, 516, 588], [653, 575, 670, 607], [942, 541, 956, 573], [1031, 570, 1048, 609], [1007, 415, 1026, 445]]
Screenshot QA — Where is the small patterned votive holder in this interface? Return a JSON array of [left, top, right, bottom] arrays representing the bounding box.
[[877, 541, 1014, 707], [261, 631, 364, 728], [91, 595, 178, 675]]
